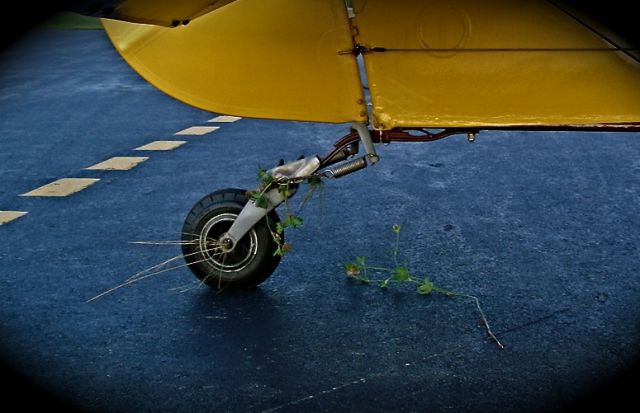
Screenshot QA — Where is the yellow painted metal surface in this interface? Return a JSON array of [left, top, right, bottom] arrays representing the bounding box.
[[102, 0, 367, 124], [99, 0, 237, 27], [352, 0, 640, 129]]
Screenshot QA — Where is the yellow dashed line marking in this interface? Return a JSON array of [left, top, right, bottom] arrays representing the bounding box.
[[0, 211, 28, 226], [175, 126, 219, 135], [21, 178, 100, 197], [86, 156, 148, 171], [135, 141, 187, 151], [19, 121, 223, 202], [208, 115, 241, 123]]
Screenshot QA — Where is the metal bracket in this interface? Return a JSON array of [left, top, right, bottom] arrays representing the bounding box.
[[351, 122, 379, 164], [338, 45, 388, 56], [223, 156, 321, 248], [223, 122, 377, 249]]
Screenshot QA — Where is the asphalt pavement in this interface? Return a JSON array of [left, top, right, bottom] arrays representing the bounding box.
[[1, 29, 639, 413]]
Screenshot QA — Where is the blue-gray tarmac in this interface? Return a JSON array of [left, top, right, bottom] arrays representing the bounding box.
[[1, 29, 639, 413]]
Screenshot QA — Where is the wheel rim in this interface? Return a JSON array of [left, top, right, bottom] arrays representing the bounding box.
[[198, 212, 258, 273]]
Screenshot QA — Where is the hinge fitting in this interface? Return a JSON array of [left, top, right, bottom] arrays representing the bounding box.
[[339, 44, 387, 56]]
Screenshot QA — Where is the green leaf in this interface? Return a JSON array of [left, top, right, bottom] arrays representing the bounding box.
[[344, 262, 369, 284], [290, 215, 303, 228], [356, 256, 366, 266], [417, 280, 434, 295], [275, 222, 284, 234], [392, 266, 411, 282], [379, 279, 390, 288], [252, 194, 269, 209], [344, 262, 361, 277], [278, 185, 292, 198], [281, 216, 297, 229], [247, 190, 259, 201], [262, 174, 275, 187]]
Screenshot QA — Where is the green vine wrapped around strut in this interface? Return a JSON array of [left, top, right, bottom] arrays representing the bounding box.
[[246, 167, 323, 257]]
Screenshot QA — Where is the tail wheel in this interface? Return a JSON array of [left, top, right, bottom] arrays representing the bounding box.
[[181, 189, 282, 290]]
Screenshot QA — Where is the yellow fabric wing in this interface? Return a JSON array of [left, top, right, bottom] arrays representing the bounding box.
[[352, 0, 640, 129], [97, 0, 238, 27], [102, 0, 367, 123]]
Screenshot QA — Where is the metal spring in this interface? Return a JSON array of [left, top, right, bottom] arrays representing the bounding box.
[[327, 157, 367, 178]]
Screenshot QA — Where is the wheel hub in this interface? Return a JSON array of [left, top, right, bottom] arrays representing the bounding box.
[[198, 213, 258, 273], [219, 237, 234, 253]]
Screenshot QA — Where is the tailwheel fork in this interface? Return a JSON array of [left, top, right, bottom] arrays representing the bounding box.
[[181, 122, 387, 289]]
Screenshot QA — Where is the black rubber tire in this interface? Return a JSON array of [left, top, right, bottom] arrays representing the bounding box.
[[181, 188, 282, 290]]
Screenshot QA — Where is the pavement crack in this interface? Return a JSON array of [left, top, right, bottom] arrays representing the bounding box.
[[496, 307, 571, 336], [260, 346, 464, 412], [261, 378, 367, 413]]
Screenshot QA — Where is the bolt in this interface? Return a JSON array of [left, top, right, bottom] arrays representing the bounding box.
[[220, 238, 234, 251]]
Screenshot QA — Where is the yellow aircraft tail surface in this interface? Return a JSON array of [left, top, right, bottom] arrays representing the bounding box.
[[353, 0, 640, 130], [101, 0, 640, 130], [101, 0, 367, 124]]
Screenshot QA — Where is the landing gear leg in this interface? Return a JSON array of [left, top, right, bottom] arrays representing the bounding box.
[[181, 123, 378, 290]]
